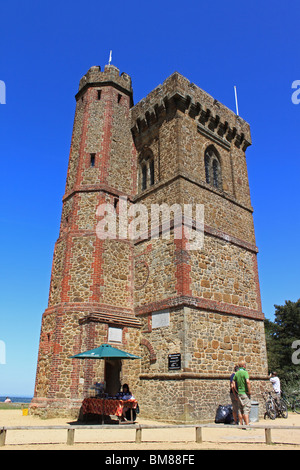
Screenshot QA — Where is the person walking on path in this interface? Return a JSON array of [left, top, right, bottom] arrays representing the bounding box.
[[233, 361, 251, 425]]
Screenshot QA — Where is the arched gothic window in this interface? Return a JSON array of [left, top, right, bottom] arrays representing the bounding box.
[[204, 146, 222, 190], [139, 150, 155, 192]]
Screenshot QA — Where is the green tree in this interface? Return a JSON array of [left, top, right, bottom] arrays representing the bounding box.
[[265, 299, 300, 389]]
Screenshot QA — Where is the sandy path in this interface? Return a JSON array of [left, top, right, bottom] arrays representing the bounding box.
[[0, 409, 300, 450]]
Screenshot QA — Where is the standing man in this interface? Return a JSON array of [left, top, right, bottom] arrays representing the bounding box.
[[230, 366, 239, 424], [233, 361, 251, 425], [269, 372, 281, 399]]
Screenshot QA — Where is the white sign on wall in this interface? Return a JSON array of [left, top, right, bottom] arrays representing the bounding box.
[[108, 327, 123, 343], [152, 309, 170, 329]]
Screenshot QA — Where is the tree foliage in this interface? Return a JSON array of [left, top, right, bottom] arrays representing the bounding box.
[[264, 299, 300, 389]]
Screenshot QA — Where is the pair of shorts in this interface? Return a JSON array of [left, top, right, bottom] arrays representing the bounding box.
[[238, 394, 251, 415]]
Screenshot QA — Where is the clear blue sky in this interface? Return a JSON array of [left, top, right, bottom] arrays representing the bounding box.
[[0, 0, 299, 397]]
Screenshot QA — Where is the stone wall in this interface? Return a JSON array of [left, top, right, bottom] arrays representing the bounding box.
[[190, 235, 259, 310], [32, 305, 141, 417], [137, 376, 268, 423], [137, 307, 268, 422], [134, 235, 177, 309]]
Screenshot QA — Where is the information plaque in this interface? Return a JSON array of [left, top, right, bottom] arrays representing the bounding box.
[[168, 353, 181, 370]]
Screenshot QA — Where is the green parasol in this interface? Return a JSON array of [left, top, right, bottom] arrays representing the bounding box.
[[70, 343, 140, 360]]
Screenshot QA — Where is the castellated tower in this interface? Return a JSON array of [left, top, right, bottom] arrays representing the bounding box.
[[32, 65, 268, 421]]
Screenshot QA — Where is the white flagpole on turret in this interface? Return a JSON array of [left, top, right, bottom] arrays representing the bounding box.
[[234, 85, 239, 116]]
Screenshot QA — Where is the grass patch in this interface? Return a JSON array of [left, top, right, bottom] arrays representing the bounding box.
[[0, 403, 28, 410]]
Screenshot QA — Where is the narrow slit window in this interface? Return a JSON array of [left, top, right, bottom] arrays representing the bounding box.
[[118, 94, 122, 103], [90, 153, 96, 167], [150, 160, 155, 186], [139, 149, 155, 193], [97, 90, 102, 100], [205, 154, 210, 184], [142, 165, 147, 190], [212, 159, 219, 188]]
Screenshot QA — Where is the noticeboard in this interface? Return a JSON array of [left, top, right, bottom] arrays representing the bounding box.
[[168, 353, 181, 370]]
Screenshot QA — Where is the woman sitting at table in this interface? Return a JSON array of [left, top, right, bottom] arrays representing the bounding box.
[[116, 383, 134, 399], [121, 383, 134, 399], [120, 384, 135, 421]]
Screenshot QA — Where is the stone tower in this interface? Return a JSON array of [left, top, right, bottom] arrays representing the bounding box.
[[32, 66, 268, 421], [32, 65, 140, 416]]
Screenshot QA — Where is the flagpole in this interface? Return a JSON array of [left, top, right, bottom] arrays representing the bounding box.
[[234, 86, 239, 116]]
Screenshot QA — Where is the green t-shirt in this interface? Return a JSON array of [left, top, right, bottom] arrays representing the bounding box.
[[234, 368, 249, 395]]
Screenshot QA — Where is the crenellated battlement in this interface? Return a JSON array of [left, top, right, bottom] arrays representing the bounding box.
[[77, 64, 132, 99], [131, 72, 251, 151]]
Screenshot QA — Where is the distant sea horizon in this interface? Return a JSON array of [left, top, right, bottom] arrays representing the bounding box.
[[0, 396, 33, 403]]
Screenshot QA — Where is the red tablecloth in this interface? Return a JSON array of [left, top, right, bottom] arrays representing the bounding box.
[[82, 397, 137, 417]]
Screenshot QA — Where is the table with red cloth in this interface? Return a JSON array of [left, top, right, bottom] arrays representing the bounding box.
[[81, 397, 137, 418]]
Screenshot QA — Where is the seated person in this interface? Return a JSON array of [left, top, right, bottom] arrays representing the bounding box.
[[115, 383, 135, 400], [121, 383, 134, 400], [119, 384, 136, 421]]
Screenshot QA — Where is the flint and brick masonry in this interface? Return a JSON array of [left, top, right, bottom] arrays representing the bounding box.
[[31, 65, 268, 421]]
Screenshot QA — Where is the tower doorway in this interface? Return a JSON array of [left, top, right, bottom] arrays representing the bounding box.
[[104, 359, 121, 396]]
